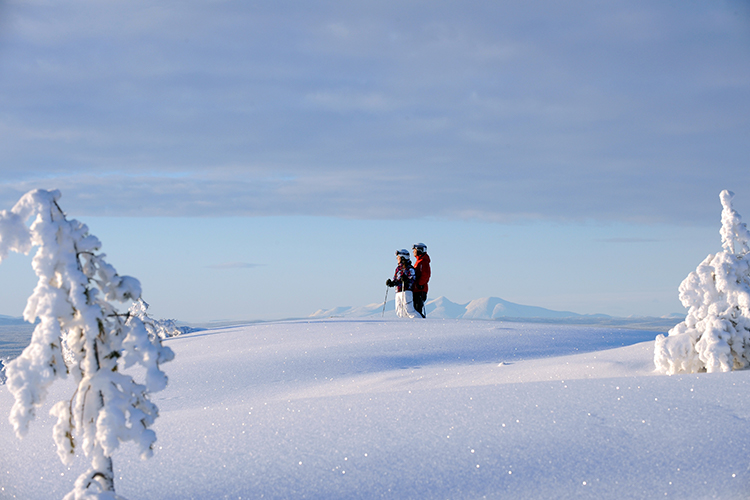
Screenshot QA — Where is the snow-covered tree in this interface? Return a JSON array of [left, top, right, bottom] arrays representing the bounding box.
[[128, 298, 186, 339], [654, 190, 750, 374], [0, 189, 174, 500]]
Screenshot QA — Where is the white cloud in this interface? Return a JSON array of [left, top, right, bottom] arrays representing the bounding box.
[[0, 1, 747, 224]]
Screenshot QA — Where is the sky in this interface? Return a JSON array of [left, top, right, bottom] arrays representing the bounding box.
[[0, 0, 749, 323]]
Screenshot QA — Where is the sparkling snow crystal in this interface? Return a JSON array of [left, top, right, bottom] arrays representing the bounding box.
[[655, 190, 750, 374]]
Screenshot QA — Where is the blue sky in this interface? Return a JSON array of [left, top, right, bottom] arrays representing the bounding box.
[[0, 1, 748, 322]]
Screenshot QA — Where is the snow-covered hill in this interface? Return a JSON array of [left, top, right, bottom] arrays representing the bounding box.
[[461, 296, 589, 319], [0, 314, 29, 326], [2, 318, 748, 499]]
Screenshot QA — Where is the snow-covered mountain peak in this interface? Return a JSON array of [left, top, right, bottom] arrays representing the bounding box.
[[311, 296, 591, 320]]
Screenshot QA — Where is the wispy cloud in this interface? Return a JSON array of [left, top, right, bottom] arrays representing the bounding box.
[[597, 238, 659, 244], [206, 262, 264, 270]]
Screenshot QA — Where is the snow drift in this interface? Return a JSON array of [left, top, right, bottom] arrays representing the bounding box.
[[3, 318, 750, 499]]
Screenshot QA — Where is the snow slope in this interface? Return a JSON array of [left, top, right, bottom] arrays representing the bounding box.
[[2, 318, 749, 499]]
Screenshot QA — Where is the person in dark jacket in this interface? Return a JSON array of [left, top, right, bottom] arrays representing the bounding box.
[[411, 243, 431, 318], [386, 249, 415, 292], [386, 249, 418, 318]]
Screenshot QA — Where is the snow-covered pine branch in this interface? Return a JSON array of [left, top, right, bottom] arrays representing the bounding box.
[[654, 190, 750, 374], [128, 298, 184, 339], [0, 189, 174, 500]]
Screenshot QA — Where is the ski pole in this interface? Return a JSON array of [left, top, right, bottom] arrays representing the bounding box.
[[382, 286, 389, 317]]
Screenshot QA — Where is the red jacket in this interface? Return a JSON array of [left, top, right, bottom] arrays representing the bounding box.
[[413, 253, 431, 293]]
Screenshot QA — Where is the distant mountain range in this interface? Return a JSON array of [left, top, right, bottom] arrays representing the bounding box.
[[310, 296, 684, 330], [312, 296, 605, 320], [0, 314, 30, 326]]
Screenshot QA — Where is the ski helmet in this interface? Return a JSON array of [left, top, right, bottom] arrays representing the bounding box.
[[396, 249, 411, 260], [412, 242, 427, 253]]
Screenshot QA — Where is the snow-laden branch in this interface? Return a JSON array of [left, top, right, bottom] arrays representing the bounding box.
[[128, 298, 186, 340], [1, 189, 174, 500], [655, 190, 750, 374]]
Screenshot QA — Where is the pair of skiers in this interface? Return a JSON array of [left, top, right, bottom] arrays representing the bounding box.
[[386, 243, 431, 318]]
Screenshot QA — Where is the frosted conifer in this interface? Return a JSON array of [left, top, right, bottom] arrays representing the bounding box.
[[128, 298, 184, 339], [654, 190, 750, 374], [0, 189, 174, 499]]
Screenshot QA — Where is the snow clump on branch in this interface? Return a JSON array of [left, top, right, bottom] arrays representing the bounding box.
[[128, 298, 185, 339]]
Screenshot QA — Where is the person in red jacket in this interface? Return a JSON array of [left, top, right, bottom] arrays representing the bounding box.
[[411, 243, 431, 318]]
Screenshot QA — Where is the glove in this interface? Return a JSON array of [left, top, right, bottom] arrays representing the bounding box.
[[386, 279, 394, 287], [417, 285, 424, 291]]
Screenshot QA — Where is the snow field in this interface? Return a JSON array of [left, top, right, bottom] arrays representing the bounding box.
[[2, 318, 750, 499]]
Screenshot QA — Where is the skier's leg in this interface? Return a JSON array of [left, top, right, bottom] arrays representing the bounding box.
[[413, 292, 425, 318], [403, 291, 418, 318], [395, 291, 406, 318]]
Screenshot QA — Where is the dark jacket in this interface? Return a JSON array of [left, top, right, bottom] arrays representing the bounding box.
[[393, 262, 416, 292]]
